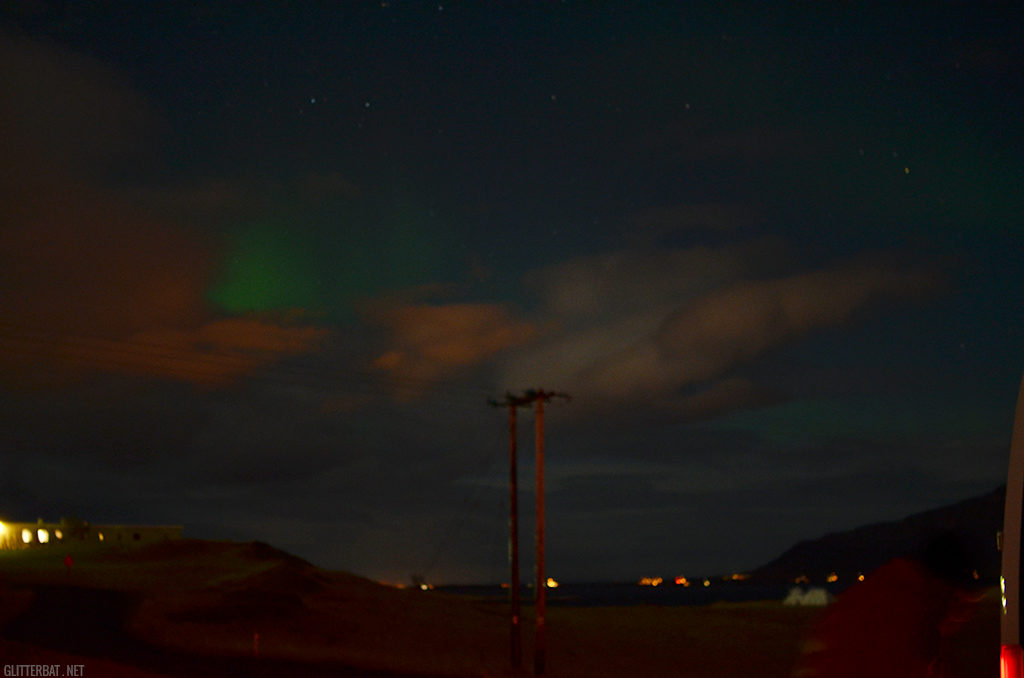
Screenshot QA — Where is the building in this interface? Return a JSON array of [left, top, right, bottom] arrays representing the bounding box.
[[0, 517, 182, 550]]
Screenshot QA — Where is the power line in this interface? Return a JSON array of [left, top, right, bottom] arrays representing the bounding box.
[[420, 427, 508, 583]]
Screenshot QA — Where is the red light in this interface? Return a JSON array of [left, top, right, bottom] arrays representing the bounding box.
[[1002, 644, 1023, 678]]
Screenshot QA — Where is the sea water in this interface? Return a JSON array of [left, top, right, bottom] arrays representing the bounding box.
[[434, 581, 840, 607]]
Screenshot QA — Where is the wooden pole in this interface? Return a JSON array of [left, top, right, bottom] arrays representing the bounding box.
[[534, 395, 546, 676], [493, 389, 568, 676], [509, 404, 522, 670]]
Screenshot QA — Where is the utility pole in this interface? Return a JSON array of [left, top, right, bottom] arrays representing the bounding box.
[[522, 389, 570, 676], [534, 394, 547, 677], [490, 389, 569, 676], [489, 393, 533, 670]]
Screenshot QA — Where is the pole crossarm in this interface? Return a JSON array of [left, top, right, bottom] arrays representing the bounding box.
[[491, 390, 571, 408], [522, 389, 572, 404], [488, 392, 536, 409]]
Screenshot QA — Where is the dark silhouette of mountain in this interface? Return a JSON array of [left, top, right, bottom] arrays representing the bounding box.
[[750, 486, 1005, 586]]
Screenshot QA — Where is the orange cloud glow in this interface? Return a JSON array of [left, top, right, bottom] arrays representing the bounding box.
[[371, 303, 537, 394], [0, 34, 329, 389]]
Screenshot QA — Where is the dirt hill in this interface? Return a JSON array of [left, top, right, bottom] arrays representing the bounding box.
[[751, 486, 1005, 585], [0, 535, 998, 677]]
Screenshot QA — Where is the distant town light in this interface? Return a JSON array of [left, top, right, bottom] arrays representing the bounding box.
[[98, 532, 104, 542], [703, 578, 711, 588], [674, 576, 690, 587], [37, 529, 49, 544], [545, 577, 559, 588], [826, 572, 838, 583], [21, 528, 32, 544], [858, 573, 865, 582], [638, 577, 663, 587]]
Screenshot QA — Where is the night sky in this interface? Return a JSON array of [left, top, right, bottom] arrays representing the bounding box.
[[1, 2, 1022, 585]]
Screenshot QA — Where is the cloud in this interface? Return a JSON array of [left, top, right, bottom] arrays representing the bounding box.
[[370, 303, 538, 394], [122, 170, 364, 227], [669, 377, 784, 420], [626, 118, 810, 166], [524, 241, 779, 322], [0, 34, 329, 387], [0, 165, 329, 386], [299, 171, 362, 201], [0, 33, 158, 182], [626, 203, 757, 241], [123, 318, 330, 385], [503, 249, 942, 410], [589, 258, 937, 397], [0, 214, 214, 333], [0, 315, 329, 388]]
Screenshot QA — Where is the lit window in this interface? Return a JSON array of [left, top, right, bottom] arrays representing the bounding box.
[[54, 529, 63, 540], [21, 529, 32, 544], [0, 521, 6, 536], [98, 532, 104, 542], [37, 529, 49, 544]]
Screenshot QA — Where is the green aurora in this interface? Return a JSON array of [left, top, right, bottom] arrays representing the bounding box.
[[207, 202, 451, 319]]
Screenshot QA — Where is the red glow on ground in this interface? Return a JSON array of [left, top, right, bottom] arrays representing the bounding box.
[[1002, 644, 1023, 678]]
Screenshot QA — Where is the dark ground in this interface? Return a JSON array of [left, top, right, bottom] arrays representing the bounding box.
[[2, 584, 442, 677]]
